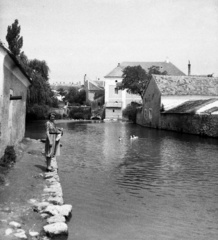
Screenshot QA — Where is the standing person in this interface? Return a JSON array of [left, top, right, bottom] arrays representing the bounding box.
[[45, 112, 60, 171]]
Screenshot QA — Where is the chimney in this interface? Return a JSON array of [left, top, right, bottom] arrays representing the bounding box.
[[84, 74, 86, 85], [117, 63, 120, 67], [188, 61, 191, 76]]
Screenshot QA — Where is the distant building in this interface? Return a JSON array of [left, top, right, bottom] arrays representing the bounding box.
[[104, 61, 185, 120], [0, 42, 31, 158], [50, 82, 82, 91], [84, 78, 104, 101]]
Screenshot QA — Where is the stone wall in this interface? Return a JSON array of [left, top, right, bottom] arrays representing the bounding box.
[[136, 108, 218, 138], [160, 113, 218, 137]]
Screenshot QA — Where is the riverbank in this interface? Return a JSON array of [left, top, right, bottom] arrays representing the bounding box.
[[0, 138, 71, 240]]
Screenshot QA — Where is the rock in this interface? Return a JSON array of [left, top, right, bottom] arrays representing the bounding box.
[[43, 222, 68, 236], [43, 205, 59, 216], [46, 176, 60, 183], [14, 229, 27, 239], [34, 201, 50, 211], [29, 230, 39, 237], [14, 232, 27, 239], [9, 221, 21, 229], [44, 186, 63, 198], [57, 204, 72, 217], [47, 214, 66, 224], [44, 185, 62, 193], [40, 213, 50, 219], [28, 199, 37, 204], [48, 196, 64, 205], [5, 228, 13, 236], [43, 204, 72, 217]]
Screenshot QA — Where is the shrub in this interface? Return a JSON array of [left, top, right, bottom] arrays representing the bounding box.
[[0, 146, 16, 168], [123, 102, 140, 123], [73, 112, 84, 119], [69, 106, 91, 119], [26, 104, 50, 121]]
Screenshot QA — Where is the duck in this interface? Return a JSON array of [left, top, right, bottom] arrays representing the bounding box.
[[130, 135, 138, 140]]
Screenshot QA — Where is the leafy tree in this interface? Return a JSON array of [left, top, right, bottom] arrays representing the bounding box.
[[76, 89, 86, 105], [29, 59, 50, 81], [65, 87, 78, 104], [6, 19, 58, 120], [57, 88, 67, 97], [6, 19, 23, 56], [119, 65, 167, 99], [65, 87, 86, 105]]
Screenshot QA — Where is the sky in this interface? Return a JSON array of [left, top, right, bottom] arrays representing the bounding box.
[[0, 0, 218, 84]]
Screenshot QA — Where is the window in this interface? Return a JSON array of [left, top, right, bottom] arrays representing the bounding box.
[[149, 108, 152, 120], [113, 109, 115, 112], [114, 87, 118, 94], [144, 108, 147, 119]]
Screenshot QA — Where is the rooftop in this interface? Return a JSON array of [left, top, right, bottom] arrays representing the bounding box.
[[104, 61, 186, 78], [153, 75, 218, 96], [164, 98, 218, 114]]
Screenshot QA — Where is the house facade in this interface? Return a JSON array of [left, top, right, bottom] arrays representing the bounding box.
[[84, 79, 104, 102], [138, 75, 218, 129], [0, 43, 31, 158], [104, 61, 185, 120]]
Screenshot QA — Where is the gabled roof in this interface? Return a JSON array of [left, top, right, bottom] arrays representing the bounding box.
[[0, 41, 31, 84], [88, 80, 104, 91], [164, 99, 218, 114], [153, 75, 218, 96], [104, 61, 185, 78]]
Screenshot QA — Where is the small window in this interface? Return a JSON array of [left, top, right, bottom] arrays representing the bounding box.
[[114, 87, 118, 94], [113, 109, 115, 112], [144, 108, 147, 118], [149, 108, 152, 120]]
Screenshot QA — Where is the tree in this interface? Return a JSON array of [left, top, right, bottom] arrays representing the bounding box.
[[65, 87, 78, 104], [57, 88, 67, 97], [6, 19, 23, 56], [119, 65, 167, 99], [29, 59, 50, 81], [65, 87, 86, 105]]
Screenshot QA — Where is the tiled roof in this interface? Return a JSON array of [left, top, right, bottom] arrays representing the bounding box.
[[0, 42, 32, 83], [164, 99, 218, 114], [203, 106, 218, 114], [153, 75, 218, 96], [104, 61, 185, 78], [88, 80, 104, 91]]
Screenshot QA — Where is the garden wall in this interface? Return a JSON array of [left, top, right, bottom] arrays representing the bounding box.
[[136, 108, 218, 138], [160, 113, 218, 137]]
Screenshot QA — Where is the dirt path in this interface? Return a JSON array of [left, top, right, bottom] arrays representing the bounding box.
[[0, 138, 49, 239]]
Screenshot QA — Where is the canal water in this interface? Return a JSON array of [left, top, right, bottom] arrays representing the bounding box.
[[26, 121, 218, 240]]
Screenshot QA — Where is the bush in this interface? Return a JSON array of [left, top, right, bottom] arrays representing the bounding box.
[[73, 112, 84, 119], [0, 146, 16, 168], [123, 103, 140, 123], [26, 104, 50, 121], [69, 106, 91, 120]]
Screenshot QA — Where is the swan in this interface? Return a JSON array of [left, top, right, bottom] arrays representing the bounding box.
[[130, 135, 138, 140]]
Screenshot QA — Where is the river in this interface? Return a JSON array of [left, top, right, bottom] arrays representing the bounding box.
[[26, 121, 218, 240]]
